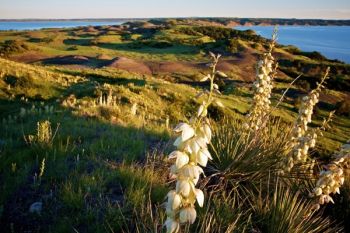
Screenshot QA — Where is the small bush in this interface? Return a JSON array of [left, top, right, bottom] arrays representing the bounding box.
[[28, 37, 54, 43], [228, 39, 245, 54], [0, 40, 28, 57]]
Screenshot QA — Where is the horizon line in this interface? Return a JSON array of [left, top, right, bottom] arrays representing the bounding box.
[[0, 17, 350, 21]]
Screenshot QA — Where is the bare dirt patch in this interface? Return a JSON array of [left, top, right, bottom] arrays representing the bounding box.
[[96, 54, 113, 60], [148, 61, 199, 74], [42, 55, 90, 65], [107, 57, 152, 75], [10, 52, 51, 63]]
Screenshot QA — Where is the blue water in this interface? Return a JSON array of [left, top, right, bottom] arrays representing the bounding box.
[[235, 26, 350, 64], [0, 20, 125, 31]]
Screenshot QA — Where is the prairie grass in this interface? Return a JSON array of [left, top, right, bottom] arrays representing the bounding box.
[[0, 23, 349, 232]]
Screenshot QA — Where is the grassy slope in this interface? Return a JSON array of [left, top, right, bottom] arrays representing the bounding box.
[[0, 21, 349, 232]]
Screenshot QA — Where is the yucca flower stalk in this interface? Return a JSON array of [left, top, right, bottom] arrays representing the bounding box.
[[311, 141, 350, 209], [39, 158, 46, 178], [245, 29, 278, 131], [164, 53, 225, 233], [284, 68, 329, 172]]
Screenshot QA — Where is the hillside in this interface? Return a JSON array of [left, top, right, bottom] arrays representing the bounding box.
[[0, 20, 349, 232]]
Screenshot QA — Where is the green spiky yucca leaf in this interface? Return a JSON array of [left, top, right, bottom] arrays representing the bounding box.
[[251, 183, 341, 233]]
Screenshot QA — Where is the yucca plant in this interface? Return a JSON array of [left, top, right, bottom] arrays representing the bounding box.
[[251, 181, 341, 233], [202, 31, 342, 233], [209, 117, 290, 186], [185, 190, 253, 233], [207, 119, 341, 232], [115, 186, 253, 233]]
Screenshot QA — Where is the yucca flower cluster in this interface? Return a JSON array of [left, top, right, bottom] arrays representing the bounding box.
[[284, 69, 329, 172], [311, 141, 350, 208], [164, 53, 224, 233], [246, 32, 277, 131]]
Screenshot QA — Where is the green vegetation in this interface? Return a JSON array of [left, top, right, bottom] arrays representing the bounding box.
[[0, 20, 349, 232], [0, 40, 29, 57]]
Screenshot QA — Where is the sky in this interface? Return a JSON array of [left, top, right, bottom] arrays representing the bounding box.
[[0, 0, 349, 20]]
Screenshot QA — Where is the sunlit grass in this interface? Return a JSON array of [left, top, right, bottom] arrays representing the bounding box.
[[0, 22, 349, 232]]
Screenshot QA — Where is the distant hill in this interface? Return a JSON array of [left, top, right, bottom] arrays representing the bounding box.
[[190, 17, 350, 26], [1, 17, 350, 26]]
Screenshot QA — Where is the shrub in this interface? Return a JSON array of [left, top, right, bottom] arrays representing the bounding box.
[[0, 40, 28, 57], [28, 37, 54, 43], [299, 51, 328, 61], [142, 40, 173, 48], [179, 26, 266, 43], [228, 39, 245, 54]]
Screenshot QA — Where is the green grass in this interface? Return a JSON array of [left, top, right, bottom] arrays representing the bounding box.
[[0, 22, 349, 232]]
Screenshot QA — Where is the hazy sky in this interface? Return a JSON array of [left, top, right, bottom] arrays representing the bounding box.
[[1, 0, 349, 19]]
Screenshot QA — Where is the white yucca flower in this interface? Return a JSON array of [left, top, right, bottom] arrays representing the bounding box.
[[284, 68, 329, 172], [174, 123, 195, 141], [311, 140, 349, 209], [245, 29, 277, 131], [167, 190, 182, 210], [165, 218, 180, 233], [164, 53, 225, 233], [179, 207, 197, 224], [169, 151, 189, 169]]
